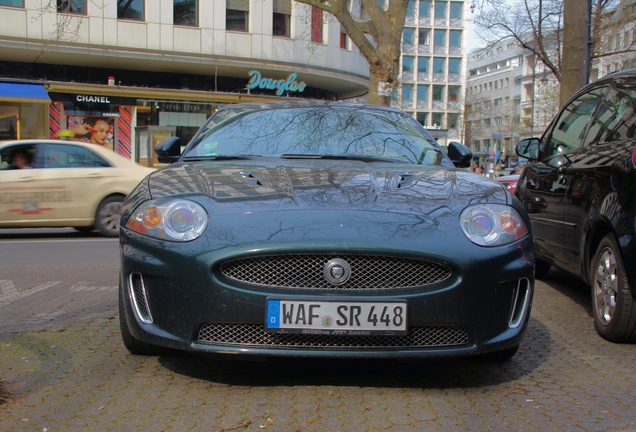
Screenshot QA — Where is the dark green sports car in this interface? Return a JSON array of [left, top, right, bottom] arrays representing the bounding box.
[[119, 102, 534, 360]]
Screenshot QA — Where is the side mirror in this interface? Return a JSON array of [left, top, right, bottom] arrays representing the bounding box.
[[155, 137, 181, 163], [447, 141, 473, 168], [516, 138, 541, 161]]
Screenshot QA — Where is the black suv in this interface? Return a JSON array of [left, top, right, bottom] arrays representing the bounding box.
[[516, 69, 636, 343]]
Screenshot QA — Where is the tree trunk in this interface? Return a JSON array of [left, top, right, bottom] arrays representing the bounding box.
[[560, 0, 590, 107]]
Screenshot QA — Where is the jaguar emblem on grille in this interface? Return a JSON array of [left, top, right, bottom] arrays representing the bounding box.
[[324, 258, 351, 285]]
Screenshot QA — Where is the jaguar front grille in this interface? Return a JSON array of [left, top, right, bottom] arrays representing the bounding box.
[[197, 323, 469, 349], [219, 254, 452, 290]]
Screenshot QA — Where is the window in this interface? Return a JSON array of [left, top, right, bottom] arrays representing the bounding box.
[[434, 0, 446, 18], [448, 86, 460, 101], [406, 0, 415, 17], [433, 29, 445, 46], [417, 84, 429, 101], [449, 1, 462, 19], [584, 85, 636, 144], [449, 30, 461, 47], [433, 57, 445, 73], [0, 0, 23, 6], [273, 0, 291, 37], [174, 0, 197, 26], [402, 84, 413, 102], [311, 6, 323, 42], [418, 29, 429, 45], [545, 86, 608, 156], [432, 112, 443, 127], [403, 28, 415, 45], [418, 57, 429, 73], [402, 56, 415, 73], [340, 27, 349, 48], [419, 0, 430, 17], [432, 85, 444, 101], [448, 113, 458, 129], [448, 58, 460, 74], [57, 0, 86, 14], [417, 112, 428, 126], [227, 0, 249, 31], [41, 144, 110, 169], [118, 0, 144, 20]]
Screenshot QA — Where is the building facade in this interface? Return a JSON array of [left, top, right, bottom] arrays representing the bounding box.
[[394, 0, 468, 147], [465, 39, 558, 168], [0, 0, 369, 164]]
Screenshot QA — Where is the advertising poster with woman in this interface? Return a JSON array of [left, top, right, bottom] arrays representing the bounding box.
[[67, 115, 115, 150]]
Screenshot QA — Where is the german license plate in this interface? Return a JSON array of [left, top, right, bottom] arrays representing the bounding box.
[[265, 299, 407, 335]]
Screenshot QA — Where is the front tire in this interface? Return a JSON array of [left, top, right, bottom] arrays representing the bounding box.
[[479, 345, 519, 361], [591, 234, 636, 343], [119, 282, 170, 356], [534, 259, 551, 279], [95, 195, 124, 237]]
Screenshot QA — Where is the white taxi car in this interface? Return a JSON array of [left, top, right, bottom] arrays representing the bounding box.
[[0, 139, 153, 236]]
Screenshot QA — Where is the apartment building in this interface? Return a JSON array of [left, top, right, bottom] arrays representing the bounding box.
[[465, 39, 558, 165], [592, 0, 636, 80], [0, 0, 369, 163], [394, 0, 467, 147]]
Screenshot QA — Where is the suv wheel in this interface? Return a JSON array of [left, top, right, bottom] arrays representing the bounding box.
[[591, 234, 636, 342]]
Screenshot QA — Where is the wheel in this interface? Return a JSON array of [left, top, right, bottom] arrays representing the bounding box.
[[95, 195, 124, 237], [119, 281, 170, 356], [73, 226, 94, 234], [480, 345, 519, 361], [534, 259, 551, 279], [590, 234, 636, 343]]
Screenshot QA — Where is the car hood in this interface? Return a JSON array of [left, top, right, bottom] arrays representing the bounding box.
[[145, 160, 507, 216]]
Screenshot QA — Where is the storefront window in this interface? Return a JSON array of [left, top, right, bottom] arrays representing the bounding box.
[[0, 103, 46, 140], [57, 0, 86, 14], [174, 0, 197, 26], [118, 0, 144, 20]]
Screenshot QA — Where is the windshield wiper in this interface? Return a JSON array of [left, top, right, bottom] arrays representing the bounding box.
[[280, 154, 404, 163], [182, 155, 261, 161]]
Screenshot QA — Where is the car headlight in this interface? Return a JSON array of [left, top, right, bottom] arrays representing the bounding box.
[[460, 204, 528, 246], [126, 198, 208, 241]]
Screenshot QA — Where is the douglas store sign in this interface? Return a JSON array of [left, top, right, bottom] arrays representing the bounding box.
[[246, 70, 307, 96]]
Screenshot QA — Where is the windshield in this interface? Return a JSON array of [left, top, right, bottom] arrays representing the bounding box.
[[183, 106, 447, 165]]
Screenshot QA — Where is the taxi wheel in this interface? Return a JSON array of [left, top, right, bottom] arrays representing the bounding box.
[[95, 195, 124, 237], [73, 226, 94, 234]]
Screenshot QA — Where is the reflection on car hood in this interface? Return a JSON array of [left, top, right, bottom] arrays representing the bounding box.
[[147, 160, 506, 215]]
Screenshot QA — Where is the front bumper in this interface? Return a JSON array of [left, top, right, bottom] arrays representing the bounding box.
[[119, 218, 535, 359]]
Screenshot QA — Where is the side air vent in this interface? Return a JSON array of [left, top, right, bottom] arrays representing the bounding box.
[[509, 278, 531, 328], [129, 273, 153, 324]]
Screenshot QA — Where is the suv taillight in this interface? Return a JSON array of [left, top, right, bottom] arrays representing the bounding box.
[[633, 147, 636, 168]]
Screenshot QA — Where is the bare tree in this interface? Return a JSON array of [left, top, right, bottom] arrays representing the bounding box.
[[470, 0, 636, 86], [295, 0, 410, 106]]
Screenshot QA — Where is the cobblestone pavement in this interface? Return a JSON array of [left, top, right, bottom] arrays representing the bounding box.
[[1, 263, 636, 431]]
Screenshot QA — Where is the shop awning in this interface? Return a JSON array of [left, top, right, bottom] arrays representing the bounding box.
[[0, 82, 51, 103]]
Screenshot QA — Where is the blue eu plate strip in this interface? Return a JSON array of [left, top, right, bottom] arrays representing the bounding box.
[[266, 300, 280, 328]]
